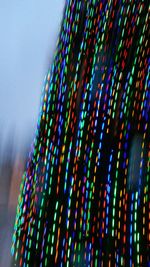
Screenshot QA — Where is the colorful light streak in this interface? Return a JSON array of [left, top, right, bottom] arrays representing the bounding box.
[[12, 0, 149, 266]]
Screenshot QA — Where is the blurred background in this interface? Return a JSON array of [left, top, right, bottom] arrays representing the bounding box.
[[0, 1, 65, 266]]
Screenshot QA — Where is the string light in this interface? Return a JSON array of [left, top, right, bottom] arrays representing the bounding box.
[[12, 1, 150, 266]]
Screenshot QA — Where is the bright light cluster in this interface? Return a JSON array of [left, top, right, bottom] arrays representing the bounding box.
[[12, 1, 149, 266]]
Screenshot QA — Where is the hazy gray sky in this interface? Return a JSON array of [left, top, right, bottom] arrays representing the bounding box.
[[0, 1, 65, 150]]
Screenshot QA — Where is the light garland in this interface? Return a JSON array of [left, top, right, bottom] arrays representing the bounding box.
[[12, 1, 149, 266]]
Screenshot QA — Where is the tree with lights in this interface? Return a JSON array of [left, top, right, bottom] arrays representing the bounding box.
[[12, 1, 149, 266]]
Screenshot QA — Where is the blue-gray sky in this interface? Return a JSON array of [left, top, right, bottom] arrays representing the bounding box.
[[0, 1, 65, 151]]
